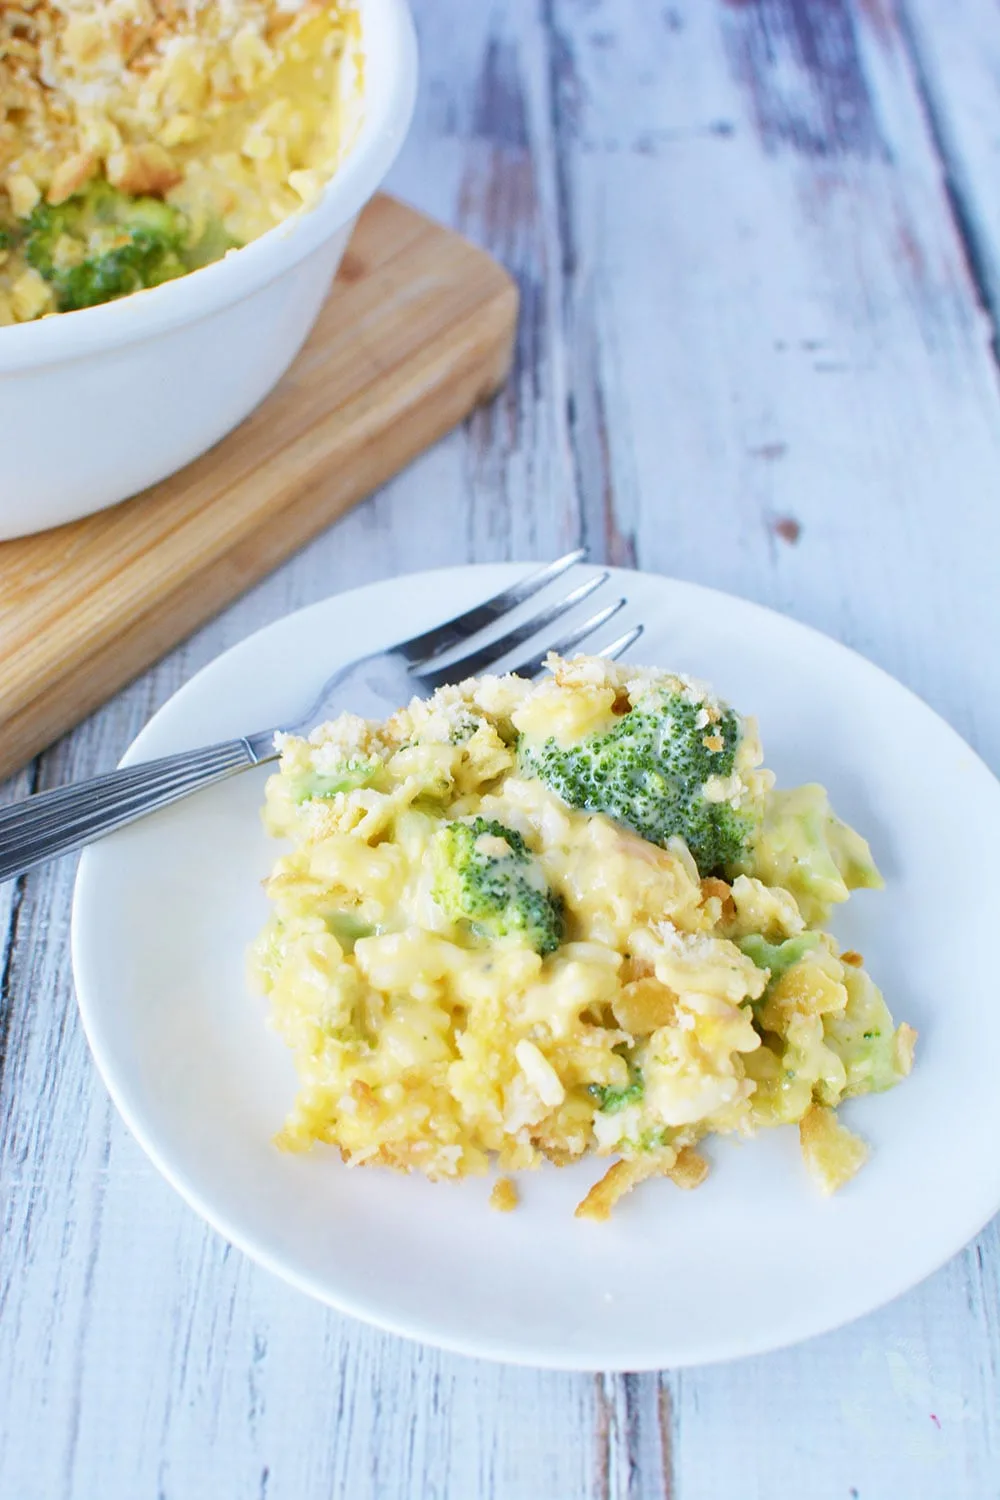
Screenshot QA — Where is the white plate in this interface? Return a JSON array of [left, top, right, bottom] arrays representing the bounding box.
[[71, 564, 1000, 1370]]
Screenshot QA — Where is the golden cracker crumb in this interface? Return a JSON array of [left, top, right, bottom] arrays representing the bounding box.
[[575, 1152, 676, 1222], [667, 1146, 709, 1190], [489, 1177, 520, 1213]]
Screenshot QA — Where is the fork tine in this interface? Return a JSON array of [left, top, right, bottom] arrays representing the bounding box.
[[501, 598, 629, 680], [416, 572, 609, 690], [598, 624, 644, 661], [399, 549, 587, 666]]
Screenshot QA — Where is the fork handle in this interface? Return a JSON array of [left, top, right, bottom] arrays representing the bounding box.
[[0, 740, 270, 884]]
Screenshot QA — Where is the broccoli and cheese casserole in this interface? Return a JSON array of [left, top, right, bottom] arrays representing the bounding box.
[[251, 655, 915, 1220], [0, 0, 361, 322]]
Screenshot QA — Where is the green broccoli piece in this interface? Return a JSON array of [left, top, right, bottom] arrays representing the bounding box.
[[588, 1072, 644, 1114], [287, 757, 382, 805], [749, 784, 882, 924], [430, 816, 564, 955], [517, 689, 759, 877], [323, 912, 377, 951], [23, 182, 190, 311], [17, 181, 240, 313], [447, 710, 485, 745], [639, 1126, 674, 1151], [821, 966, 911, 1098], [737, 932, 823, 990], [183, 215, 242, 271]]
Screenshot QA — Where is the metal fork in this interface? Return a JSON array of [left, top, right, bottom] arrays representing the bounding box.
[[0, 553, 642, 883]]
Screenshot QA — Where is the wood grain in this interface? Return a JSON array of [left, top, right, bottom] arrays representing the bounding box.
[[901, 0, 1000, 345], [3, 0, 1000, 1496], [0, 193, 518, 783]]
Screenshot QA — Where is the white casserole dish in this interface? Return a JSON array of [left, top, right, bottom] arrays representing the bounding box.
[[0, 0, 417, 541]]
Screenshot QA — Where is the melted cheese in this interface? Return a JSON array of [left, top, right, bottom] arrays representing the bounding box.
[[249, 655, 913, 1212]]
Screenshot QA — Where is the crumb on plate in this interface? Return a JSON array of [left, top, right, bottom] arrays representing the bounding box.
[[489, 1177, 520, 1213]]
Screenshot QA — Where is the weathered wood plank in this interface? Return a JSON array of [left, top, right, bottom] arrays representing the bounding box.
[[544, 0, 1000, 764], [902, 0, 1000, 350], [4, 0, 1000, 1495]]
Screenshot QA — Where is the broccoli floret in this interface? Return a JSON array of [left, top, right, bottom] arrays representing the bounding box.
[[822, 966, 914, 1098], [431, 816, 564, 955], [15, 181, 238, 313], [23, 182, 189, 311], [447, 710, 484, 745], [749, 784, 882, 924], [639, 1126, 674, 1151], [588, 1071, 644, 1113], [287, 757, 382, 805], [518, 690, 758, 877], [737, 932, 823, 990]]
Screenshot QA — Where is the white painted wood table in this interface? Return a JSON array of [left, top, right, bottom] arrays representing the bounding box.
[[3, 1, 1000, 1495]]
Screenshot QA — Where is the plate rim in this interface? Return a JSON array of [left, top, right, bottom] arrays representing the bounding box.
[[70, 561, 1000, 1370]]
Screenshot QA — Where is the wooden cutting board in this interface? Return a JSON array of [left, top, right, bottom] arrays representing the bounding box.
[[0, 194, 518, 784]]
